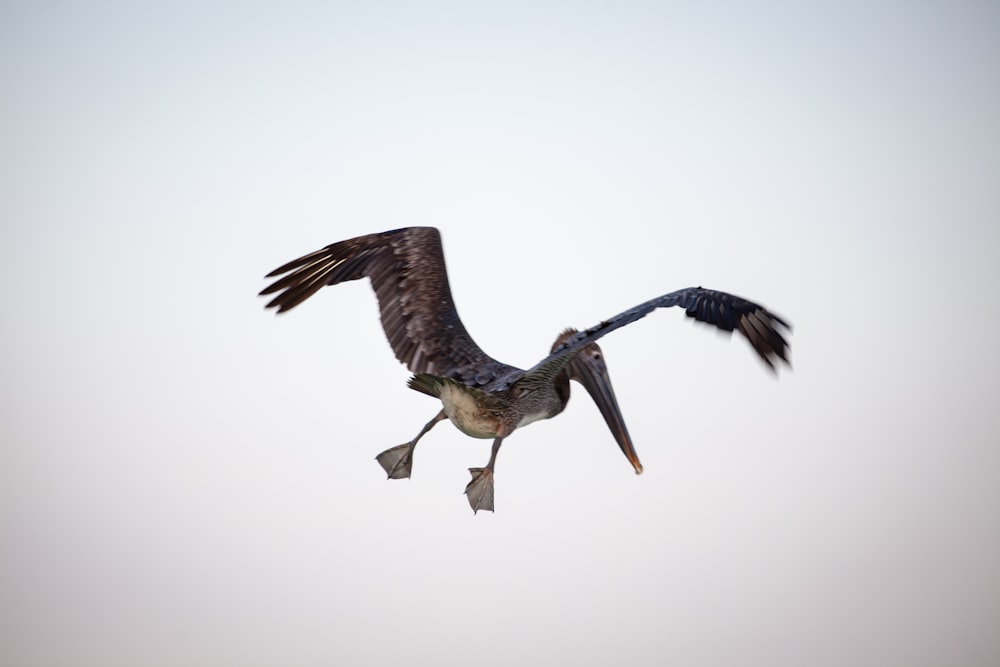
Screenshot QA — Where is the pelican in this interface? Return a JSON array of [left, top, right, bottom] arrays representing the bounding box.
[[260, 227, 790, 513]]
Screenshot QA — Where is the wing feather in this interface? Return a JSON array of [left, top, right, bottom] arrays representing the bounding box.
[[260, 227, 519, 386], [517, 287, 791, 388]]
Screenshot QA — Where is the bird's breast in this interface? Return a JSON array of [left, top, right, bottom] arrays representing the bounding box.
[[516, 410, 551, 429]]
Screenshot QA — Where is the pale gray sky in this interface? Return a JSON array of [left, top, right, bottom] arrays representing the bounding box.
[[2, 1, 998, 666]]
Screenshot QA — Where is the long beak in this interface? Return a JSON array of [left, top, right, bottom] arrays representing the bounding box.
[[575, 358, 644, 475]]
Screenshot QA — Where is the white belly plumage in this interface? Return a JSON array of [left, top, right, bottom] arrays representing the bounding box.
[[439, 383, 500, 439], [439, 383, 554, 439]]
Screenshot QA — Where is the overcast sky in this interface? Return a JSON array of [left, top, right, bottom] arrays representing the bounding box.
[[2, 2, 998, 666]]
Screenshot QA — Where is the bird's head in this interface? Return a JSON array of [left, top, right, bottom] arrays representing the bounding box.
[[551, 329, 643, 475]]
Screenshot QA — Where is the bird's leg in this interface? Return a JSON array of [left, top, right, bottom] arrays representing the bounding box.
[[376, 410, 447, 480], [465, 437, 503, 514]]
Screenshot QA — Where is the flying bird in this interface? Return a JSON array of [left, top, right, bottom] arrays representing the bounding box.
[[260, 227, 790, 513]]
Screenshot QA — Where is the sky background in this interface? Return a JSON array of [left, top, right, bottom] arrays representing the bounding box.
[[2, 1, 999, 666]]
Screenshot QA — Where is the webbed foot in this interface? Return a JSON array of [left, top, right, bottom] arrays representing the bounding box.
[[465, 467, 495, 513], [376, 410, 447, 480], [376, 443, 414, 479]]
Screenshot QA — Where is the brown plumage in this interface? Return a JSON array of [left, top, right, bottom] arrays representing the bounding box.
[[261, 227, 518, 388], [261, 226, 791, 513]]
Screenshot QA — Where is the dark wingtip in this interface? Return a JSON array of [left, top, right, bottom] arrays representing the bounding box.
[[732, 306, 792, 374]]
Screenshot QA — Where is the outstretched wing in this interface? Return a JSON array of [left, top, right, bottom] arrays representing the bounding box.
[[260, 227, 519, 386], [519, 287, 791, 387]]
